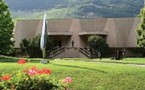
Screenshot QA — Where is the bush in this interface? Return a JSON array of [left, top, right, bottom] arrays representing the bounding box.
[[88, 35, 109, 57], [20, 35, 55, 58], [0, 59, 72, 90]]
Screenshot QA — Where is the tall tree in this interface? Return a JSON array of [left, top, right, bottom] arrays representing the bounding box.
[[0, 0, 14, 55], [136, 5, 145, 49]]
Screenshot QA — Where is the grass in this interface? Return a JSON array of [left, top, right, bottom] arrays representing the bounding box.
[[0, 57, 145, 90], [64, 57, 145, 65]]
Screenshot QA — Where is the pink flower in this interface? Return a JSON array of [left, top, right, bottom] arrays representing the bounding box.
[[23, 66, 51, 76], [26, 66, 38, 76], [63, 77, 72, 83], [28, 69, 37, 76], [18, 58, 26, 64]]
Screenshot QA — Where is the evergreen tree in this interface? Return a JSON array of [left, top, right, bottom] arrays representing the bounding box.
[[137, 5, 145, 49], [0, 0, 14, 55]]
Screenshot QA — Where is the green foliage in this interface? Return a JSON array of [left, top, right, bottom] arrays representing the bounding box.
[[1, 58, 145, 90], [20, 35, 55, 58], [20, 38, 29, 53], [0, 0, 14, 55], [136, 6, 145, 49], [0, 59, 73, 90], [5, 0, 143, 19], [88, 35, 109, 57], [27, 35, 42, 58], [0, 73, 57, 90], [0, 66, 69, 90]]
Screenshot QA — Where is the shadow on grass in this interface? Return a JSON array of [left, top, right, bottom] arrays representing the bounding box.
[[95, 60, 145, 65], [0, 60, 42, 63], [50, 63, 107, 74], [0, 57, 54, 63], [0, 58, 18, 63], [64, 58, 145, 65]]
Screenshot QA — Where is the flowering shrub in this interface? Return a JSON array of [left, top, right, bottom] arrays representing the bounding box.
[[61, 77, 73, 90], [18, 58, 26, 64], [1, 74, 11, 81], [0, 58, 72, 90], [23, 66, 52, 76]]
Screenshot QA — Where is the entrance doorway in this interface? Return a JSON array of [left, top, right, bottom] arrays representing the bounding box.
[[54, 40, 62, 48]]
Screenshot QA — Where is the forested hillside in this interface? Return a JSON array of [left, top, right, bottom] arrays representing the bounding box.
[[5, 0, 144, 19]]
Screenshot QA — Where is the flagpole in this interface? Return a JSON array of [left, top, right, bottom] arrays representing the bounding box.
[[43, 48, 46, 60], [40, 13, 48, 64]]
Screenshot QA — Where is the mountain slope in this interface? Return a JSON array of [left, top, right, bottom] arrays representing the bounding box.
[[5, 0, 144, 19]]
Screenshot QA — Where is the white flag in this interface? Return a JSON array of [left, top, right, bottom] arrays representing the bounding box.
[[40, 14, 47, 51]]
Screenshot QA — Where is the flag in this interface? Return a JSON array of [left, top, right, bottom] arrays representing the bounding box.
[[40, 14, 47, 51], [40, 13, 48, 64]]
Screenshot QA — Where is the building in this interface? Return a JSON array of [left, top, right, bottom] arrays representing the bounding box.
[[14, 18, 143, 58]]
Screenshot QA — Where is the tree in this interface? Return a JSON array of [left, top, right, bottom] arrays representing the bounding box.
[[0, 0, 14, 55], [20, 35, 55, 58], [136, 5, 145, 49], [88, 35, 109, 57]]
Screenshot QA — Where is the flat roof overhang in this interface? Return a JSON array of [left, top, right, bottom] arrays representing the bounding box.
[[48, 32, 72, 36], [79, 31, 108, 35]]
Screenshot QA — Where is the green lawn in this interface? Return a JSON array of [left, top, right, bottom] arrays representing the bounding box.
[[0, 58, 145, 90]]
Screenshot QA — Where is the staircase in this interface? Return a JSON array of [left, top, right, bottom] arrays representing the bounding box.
[[48, 46, 98, 58], [49, 47, 81, 58], [49, 46, 65, 58], [78, 47, 99, 58], [78, 47, 91, 58]]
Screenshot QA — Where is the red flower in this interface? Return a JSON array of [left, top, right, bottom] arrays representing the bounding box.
[[31, 66, 38, 70], [63, 77, 72, 83], [37, 70, 43, 75], [41, 68, 51, 75], [18, 58, 26, 64], [1, 74, 11, 81]]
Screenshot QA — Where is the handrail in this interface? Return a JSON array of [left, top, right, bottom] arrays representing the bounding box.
[[49, 46, 65, 58], [79, 47, 91, 58], [45, 46, 59, 57], [79, 47, 99, 58]]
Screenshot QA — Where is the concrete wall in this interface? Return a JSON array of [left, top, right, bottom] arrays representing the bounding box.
[[13, 18, 141, 57], [14, 18, 140, 48]]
